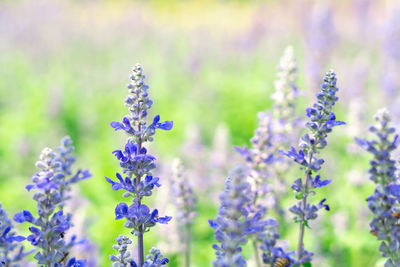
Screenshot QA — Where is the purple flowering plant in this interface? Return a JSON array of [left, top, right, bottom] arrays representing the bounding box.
[[13, 136, 91, 267], [209, 165, 266, 267], [170, 158, 197, 267], [281, 70, 345, 264], [0, 202, 32, 266], [234, 46, 302, 267], [355, 109, 400, 267], [106, 64, 173, 266]]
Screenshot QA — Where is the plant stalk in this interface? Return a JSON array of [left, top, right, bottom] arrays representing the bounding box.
[[252, 238, 262, 267], [297, 152, 313, 261]]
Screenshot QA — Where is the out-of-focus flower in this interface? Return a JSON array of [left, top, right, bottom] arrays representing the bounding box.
[[107, 64, 172, 265], [355, 108, 400, 267], [170, 158, 196, 266], [209, 166, 266, 267], [14, 147, 86, 266], [110, 235, 137, 267], [0, 202, 32, 266]]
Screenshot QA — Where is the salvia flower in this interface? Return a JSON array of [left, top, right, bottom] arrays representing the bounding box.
[[282, 70, 344, 263], [66, 258, 86, 267], [14, 146, 87, 266], [236, 46, 300, 217], [107, 64, 173, 266], [114, 202, 171, 235], [110, 235, 137, 267], [55, 136, 92, 208], [209, 166, 265, 267], [171, 158, 197, 267], [271, 46, 299, 122], [54, 136, 92, 255], [54, 136, 92, 254], [0, 202, 31, 267], [235, 47, 300, 266], [355, 108, 400, 267], [142, 247, 169, 267], [171, 159, 197, 227], [259, 218, 294, 266], [14, 148, 71, 265]]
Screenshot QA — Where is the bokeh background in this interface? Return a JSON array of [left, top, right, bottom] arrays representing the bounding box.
[[1, 0, 400, 266]]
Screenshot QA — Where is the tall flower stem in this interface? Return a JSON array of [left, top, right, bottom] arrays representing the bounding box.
[[297, 153, 313, 261], [252, 238, 261, 267], [138, 229, 144, 266], [282, 70, 344, 264]]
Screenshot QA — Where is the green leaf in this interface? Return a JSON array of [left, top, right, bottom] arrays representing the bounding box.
[[302, 262, 312, 267], [295, 192, 304, 199]]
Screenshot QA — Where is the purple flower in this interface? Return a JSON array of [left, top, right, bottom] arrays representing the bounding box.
[[115, 202, 171, 234], [13, 210, 34, 223], [108, 64, 171, 265], [67, 257, 87, 267], [312, 175, 331, 188], [110, 117, 135, 134], [280, 147, 307, 166], [150, 115, 173, 131], [356, 108, 400, 265], [285, 70, 344, 263], [14, 144, 87, 266]]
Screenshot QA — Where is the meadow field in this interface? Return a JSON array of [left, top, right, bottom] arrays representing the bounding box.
[[1, 0, 399, 266]]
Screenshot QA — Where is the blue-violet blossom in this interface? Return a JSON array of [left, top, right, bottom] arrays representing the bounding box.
[[0, 202, 31, 267], [355, 108, 400, 267], [106, 64, 172, 266], [209, 166, 266, 267], [281, 70, 345, 263], [14, 146, 87, 266], [171, 158, 197, 267]]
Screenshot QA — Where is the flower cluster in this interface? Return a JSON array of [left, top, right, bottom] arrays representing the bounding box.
[[209, 166, 266, 267], [110, 236, 169, 267], [142, 247, 169, 267], [355, 109, 400, 267], [234, 47, 300, 266], [170, 158, 197, 266], [106, 64, 172, 266], [259, 218, 293, 265], [110, 235, 136, 267], [282, 70, 345, 263], [0, 202, 30, 266], [55, 136, 92, 209], [14, 138, 89, 266], [271, 46, 299, 123], [171, 158, 197, 231], [235, 46, 300, 217]]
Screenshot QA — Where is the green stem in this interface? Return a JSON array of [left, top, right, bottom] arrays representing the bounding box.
[[184, 225, 191, 267], [297, 152, 313, 261], [252, 237, 262, 267]]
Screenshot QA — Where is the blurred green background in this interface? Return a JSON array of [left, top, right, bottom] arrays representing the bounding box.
[[0, 0, 399, 266]]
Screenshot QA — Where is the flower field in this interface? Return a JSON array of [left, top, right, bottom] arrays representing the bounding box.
[[0, 1, 399, 266]]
